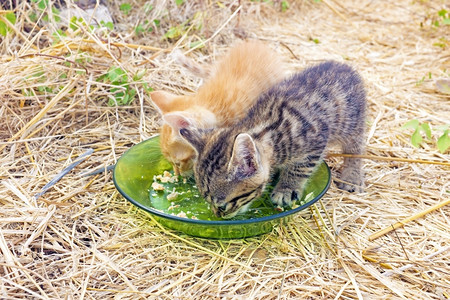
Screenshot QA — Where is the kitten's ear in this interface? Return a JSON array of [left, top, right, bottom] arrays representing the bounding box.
[[229, 133, 260, 180], [179, 127, 205, 153], [163, 113, 192, 131], [150, 91, 178, 114]]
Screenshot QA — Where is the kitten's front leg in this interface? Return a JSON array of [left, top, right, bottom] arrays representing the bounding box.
[[271, 157, 322, 207]]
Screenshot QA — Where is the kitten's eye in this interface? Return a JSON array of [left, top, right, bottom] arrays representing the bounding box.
[[217, 204, 228, 212]]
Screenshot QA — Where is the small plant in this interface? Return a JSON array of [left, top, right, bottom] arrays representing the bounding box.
[[30, 0, 60, 22], [52, 29, 67, 44], [401, 120, 450, 153], [132, 5, 159, 37], [99, 66, 136, 106], [281, 1, 290, 12], [98, 67, 152, 106], [0, 11, 16, 36], [433, 9, 450, 27], [436, 125, 450, 153], [164, 11, 204, 40], [134, 19, 159, 36], [100, 20, 114, 31], [416, 72, 432, 86], [119, 3, 133, 15]]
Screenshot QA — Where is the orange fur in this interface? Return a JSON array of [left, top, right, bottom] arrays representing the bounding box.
[[151, 41, 286, 175]]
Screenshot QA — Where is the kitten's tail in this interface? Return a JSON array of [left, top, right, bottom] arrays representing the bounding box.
[[171, 49, 211, 79]]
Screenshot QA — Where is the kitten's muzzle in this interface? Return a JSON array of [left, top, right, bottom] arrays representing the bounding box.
[[212, 204, 232, 218]]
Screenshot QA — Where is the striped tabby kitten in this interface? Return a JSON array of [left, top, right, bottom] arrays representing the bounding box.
[[168, 61, 366, 218]]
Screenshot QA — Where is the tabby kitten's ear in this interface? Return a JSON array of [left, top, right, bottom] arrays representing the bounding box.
[[179, 127, 205, 153], [228, 133, 260, 180], [150, 91, 178, 114]]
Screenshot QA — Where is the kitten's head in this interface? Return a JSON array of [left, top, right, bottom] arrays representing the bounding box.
[[151, 91, 217, 175], [179, 127, 270, 218]]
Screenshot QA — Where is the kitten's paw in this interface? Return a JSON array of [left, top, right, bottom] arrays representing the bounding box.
[[336, 169, 364, 193], [271, 189, 299, 207], [336, 181, 364, 193]]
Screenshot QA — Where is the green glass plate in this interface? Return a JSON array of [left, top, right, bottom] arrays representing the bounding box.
[[113, 136, 331, 239]]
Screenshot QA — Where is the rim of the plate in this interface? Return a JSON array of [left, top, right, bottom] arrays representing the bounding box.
[[113, 151, 331, 225]]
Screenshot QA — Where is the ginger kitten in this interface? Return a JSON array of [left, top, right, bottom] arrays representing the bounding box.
[[150, 41, 286, 175]]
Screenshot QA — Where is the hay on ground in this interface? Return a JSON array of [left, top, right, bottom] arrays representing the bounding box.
[[0, 0, 449, 299]]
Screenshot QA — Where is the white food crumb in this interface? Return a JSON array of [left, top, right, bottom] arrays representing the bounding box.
[[155, 170, 179, 183], [191, 216, 198, 220], [168, 204, 180, 210], [160, 176, 170, 183], [167, 191, 179, 201], [151, 182, 164, 191], [176, 211, 187, 218]]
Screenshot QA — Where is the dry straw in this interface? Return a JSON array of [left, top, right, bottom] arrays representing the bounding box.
[[1, 0, 449, 299]]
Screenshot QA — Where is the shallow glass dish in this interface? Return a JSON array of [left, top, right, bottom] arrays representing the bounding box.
[[113, 136, 331, 239]]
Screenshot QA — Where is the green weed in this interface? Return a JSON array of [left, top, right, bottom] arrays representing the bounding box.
[[98, 67, 152, 106], [401, 120, 450, 153], [119, 3, 133, 15], [31, 0, 60, 22], [0, 12, 16, 37], [433, 9, 450, 27]]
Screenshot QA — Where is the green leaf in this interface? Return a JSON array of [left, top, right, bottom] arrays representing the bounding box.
[[401, 119, 419, 130], [164, 26, 181, 39], [37, 0, 48, 10], [143, 83, 154, 93], [70, 16, 81, 31], [410, 128, 422, 148], [107, 66, 127, 83], [0, 22, 7, 37], [443, 18, 450, 25], [281, 0, 289, 12], [132, 70, 146, 81], [189, 40, 204, 49], [6, 12, 16, 25], [437, 9, 448, 17], [101, 21, 114, 30], [420, 123, 432, 139], [134, 24, 145, 36], [52, 29, 67, 44], [175, 0, 184, 6], [29, 12, 38, 23], [119, 3, 132, 15], [437, 130, 450, 153]]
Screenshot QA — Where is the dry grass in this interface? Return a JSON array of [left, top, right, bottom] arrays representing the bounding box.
[[1, 0, 449, 299]]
